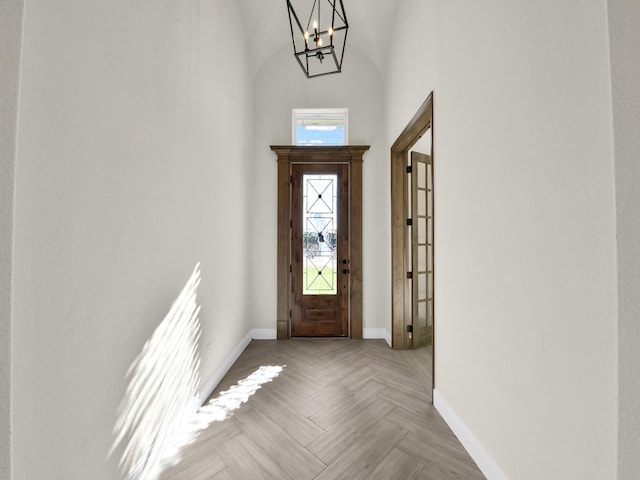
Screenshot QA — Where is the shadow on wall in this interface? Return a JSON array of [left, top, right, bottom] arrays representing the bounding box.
[[108, 264, 284, 480]]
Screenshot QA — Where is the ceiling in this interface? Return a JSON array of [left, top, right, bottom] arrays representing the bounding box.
[[235, 0, 400, 77]]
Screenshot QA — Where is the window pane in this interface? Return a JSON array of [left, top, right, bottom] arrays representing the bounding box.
[[303, 174, 338, 295], [293, 109, 348, 146], [296, 124, 344, 146]]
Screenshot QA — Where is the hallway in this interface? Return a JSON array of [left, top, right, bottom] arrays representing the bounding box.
[[3, 1, 634, 477], [160, 339, 484, 480]]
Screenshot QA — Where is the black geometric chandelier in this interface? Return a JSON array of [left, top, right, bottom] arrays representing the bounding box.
[[286, 0, 349, 78]]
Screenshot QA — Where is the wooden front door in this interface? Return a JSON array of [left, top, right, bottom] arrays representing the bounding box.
[[291, 163, 349, 336], [271, 145, 368, 340]]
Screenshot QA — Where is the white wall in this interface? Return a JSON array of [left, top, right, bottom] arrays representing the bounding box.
[[0, 1, 24, 477], [386, 1, 617, 478], [250, 45, 390, 336], [608, 0, 640, 478], [11, 1, 253, 478]]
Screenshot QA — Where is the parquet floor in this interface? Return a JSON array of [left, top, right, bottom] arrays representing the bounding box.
[[159, 339, 485, 480]]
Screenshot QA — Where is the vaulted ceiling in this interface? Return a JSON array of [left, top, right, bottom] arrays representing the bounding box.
[[235, 0, 400, 76]]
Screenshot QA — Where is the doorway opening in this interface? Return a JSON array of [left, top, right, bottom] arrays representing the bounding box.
[[390, 92, 434, 386]]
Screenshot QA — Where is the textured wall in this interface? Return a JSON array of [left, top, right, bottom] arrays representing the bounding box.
[[608, 0, 640, 478], [386, 1, 617, 478], [0, 0, 24, 478], [11, 1, 253, 478]]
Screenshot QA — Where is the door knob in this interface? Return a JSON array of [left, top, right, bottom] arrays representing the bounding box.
[[342, 269, 350, 274]]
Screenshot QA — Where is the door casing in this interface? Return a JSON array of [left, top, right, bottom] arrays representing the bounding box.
[[390, 92, 434, 387], [271, 145, 369, 339]]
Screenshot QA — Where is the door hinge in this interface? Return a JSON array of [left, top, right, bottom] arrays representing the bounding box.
[[407, 271, 413, 279], [289, 309, 291, 318], [406, 218, 413, 226], [289, 264, 292, 273], [407, 324, 413, 333], [290, 175, 293, 183], [406, 165, 412, 174]]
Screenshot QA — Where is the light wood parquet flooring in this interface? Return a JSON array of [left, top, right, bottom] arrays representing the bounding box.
[[159, 339, 485, 480]]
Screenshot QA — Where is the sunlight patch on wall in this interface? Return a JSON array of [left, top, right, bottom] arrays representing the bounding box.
[[109, 264, 203, 480], [109, 264, 284, 480]]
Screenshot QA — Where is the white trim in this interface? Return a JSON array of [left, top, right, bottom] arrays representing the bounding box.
[[363, 327, 392, 347], [196, 328, 276, 405], [196, 330, 252, 404], [433, 389, 509, 480]]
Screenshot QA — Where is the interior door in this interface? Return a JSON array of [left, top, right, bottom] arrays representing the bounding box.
[[291, 163, 349, 336], [410, 151, 433, 347]]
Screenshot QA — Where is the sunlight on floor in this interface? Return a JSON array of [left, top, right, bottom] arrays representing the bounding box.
[[158, 365, 285, 473], [197, 365, 284, 424]]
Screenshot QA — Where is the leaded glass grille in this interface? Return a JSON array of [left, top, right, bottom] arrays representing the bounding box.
[[303, 174, 338, 295]]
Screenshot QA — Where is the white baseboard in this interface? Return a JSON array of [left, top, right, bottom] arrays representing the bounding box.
[[197, 328, 276, 404], [433, 389, 509, 480], [363, 327, 392, 347]]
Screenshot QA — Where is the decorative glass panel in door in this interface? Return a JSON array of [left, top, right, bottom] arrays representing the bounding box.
[[303, 174, 338, 295]]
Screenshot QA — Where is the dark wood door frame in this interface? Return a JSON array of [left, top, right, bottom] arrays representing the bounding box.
[[391, 92, 434, 350], [271, 145, 369, 340]]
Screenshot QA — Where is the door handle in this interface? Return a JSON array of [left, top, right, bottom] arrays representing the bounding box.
[[342, 259, 350, 264], [342, 269, 350, 274]]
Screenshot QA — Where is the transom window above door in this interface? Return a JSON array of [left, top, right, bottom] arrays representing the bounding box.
[[292, 108, 348, 146]]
